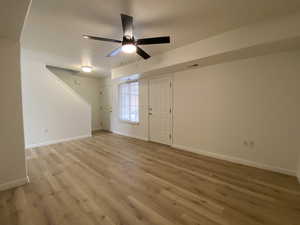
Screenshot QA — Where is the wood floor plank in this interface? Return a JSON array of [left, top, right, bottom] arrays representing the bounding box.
[[1, 131, 300, 225]]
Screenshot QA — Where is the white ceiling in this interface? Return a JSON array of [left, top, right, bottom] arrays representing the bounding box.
[[22, 0, 300, 76]]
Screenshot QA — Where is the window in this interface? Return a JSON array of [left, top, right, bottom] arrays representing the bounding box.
[[119, 81, 139, 123]]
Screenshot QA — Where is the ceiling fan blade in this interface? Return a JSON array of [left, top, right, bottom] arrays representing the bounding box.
[[121, 14, 133, 38], [137, 36, 170, 45], [106, 46, 123, 57], [83, 35, 121, 43], [136, 47, 151, 59]]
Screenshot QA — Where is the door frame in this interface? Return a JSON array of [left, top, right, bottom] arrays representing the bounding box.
[[147, 75, 174, 145]]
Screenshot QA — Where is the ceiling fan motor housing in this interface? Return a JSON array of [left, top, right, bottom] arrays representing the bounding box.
[[122, 36, 136, 46]]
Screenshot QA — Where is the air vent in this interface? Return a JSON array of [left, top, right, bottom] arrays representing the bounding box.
[[188, 63, 199, 68]]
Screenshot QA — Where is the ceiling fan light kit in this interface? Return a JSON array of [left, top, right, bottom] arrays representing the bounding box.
[[81, 66, 93, 73], [83, 14, 170, 59], [122, 44, 137, 53]]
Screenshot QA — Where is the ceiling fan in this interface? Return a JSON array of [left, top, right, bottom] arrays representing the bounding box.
[[83, 14, 170, 60]]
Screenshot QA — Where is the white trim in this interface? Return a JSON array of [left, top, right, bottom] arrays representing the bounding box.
[[0, 176, 30, 191], [92, 127, 102, 132], [118, 81, 140, 124], [118, 119, 140, 125], [172, 144, 296, 176], [25, 134, 91, 149], [111, 130, 148, 141]]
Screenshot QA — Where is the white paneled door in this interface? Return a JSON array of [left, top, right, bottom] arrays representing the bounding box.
[[149, 77, 172, 145], [99, 85, 112, 131]]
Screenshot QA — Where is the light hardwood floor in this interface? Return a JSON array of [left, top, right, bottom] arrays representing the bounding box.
[[1, 131, 300, 225]]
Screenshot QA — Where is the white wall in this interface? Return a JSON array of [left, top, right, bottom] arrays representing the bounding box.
[[48, 67, 102, 131], [109, 50, 300, 175], [172, 51, 300, 175], [0, 38, 27, 190], [21, 55, 91, 148]]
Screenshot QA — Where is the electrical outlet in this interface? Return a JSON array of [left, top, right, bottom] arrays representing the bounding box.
[[243, 140, 255, 148]]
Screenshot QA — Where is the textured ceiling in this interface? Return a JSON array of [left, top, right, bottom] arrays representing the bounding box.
[[22, 0, 300, 76]]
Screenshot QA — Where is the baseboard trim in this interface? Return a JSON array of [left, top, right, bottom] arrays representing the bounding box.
[[111, 130, 149, 141], [25, 134, 91, 149], [172, 144, 296, 176], [92, 127, 102, 132], [0, 176, 30, 192]]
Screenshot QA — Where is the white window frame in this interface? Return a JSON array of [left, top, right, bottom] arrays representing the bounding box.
[[118, 81, 139, 124]]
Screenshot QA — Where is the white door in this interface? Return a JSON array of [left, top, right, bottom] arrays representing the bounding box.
[[149, 77, 172, 145], [99, 86, 112, 131]]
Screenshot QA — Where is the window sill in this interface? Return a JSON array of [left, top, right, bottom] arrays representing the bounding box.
[[119, 120, 140, 125]]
